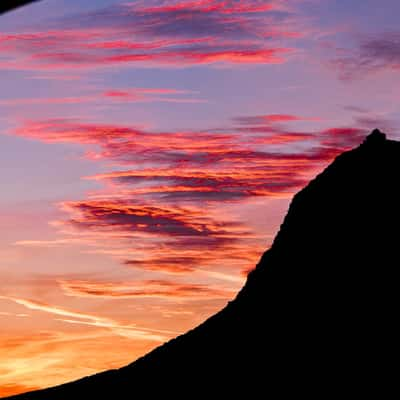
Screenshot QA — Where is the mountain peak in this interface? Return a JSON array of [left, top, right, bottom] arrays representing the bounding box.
[[362, 128, 386, 146], [5, 129, 399, 399]]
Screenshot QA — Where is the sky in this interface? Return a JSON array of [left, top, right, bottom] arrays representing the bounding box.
[[1, 0, 400, 396]]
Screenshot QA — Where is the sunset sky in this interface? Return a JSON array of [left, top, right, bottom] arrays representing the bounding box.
[[1, 0, 400, 396]]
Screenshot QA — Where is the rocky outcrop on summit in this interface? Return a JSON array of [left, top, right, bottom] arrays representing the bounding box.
[[5, 129, 399, 399]]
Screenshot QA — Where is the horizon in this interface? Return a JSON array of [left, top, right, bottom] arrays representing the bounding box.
[[1, 1, 400, 397]]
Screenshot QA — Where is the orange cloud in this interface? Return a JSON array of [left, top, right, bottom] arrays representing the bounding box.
[[0, 384, 40, 398], [0, 330, 160, 397], [0, 295, 171, 341], [59, 279, 235, 300]]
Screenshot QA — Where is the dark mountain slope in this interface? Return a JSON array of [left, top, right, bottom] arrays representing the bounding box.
[[5, 129, 399, 398], [0, 1, 40, 15]]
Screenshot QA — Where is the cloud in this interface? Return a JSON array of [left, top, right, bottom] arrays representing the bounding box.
[[15, 115, 366, 205], [0, 96, 93, 106], [0, 87, 202, 107], [15, 119, 237, 152], [0, 311, 29, 317], [133, 0, 278, 17], [58, 200, 244, 241], [14, 116, 316, 166], [59, 279, 235, 300], [122, 249, 256, 276], [14, 238, 88, 247], [319, 127, 364, 148], [87, 167, 308, 203], [352, 115, 396, 133], [0, 384, 40, 398], [343, 105, 369, 114], [52, 199, 251, 275], [102, 88, 203, 103], [12, 113, 367, 278], [234, 113, 317, 125], [14, 116, 366, 199], [331, 31, 400, 79], [0, 295, 170, 341], [343, 106, 396, 133], [123, 257, 198, 274], [0, 1, 305, 71], [0, 329, 163, 397]]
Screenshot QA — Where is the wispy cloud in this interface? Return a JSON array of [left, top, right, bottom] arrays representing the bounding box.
[[0, 328, 162, 397], [0, 87, 203, 107], [15, 116, 364, 200], [0, 295, 171, 341], [0, 311, 29, 317], [58, 200, 246, 242], [233, 113, 319, 125], [59, 279, 235, 300], [12, 113, 366, 277], [331, 31, 400, 79], [0, 1, 307, 71]]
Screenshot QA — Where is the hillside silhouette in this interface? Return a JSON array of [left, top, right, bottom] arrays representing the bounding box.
[[0, 1, 39, 15], [4, 129, 398, 398]]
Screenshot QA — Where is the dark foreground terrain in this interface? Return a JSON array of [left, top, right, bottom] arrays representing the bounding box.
[[0, 1, 39, 15], [5, 129, 398, 398]]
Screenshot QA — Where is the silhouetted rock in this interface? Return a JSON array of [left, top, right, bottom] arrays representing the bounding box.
[[4, 129, 399, 398], [363, 128, 386, 145], [0, 1, 39, 15]]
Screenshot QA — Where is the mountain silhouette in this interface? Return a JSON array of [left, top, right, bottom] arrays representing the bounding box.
[[0, 1, 39, 15], [4, 129, 398, 398]]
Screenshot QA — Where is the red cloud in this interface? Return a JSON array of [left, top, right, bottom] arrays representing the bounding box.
[[265, 114, 303, 122], [123, 248, 257, 275], [59, 200, 243, 240], [0, 1, 303, 70], [15, 118, 365, 204], [13, 114, 366, 279], [234, 113, 319, 125], [14, 118, 314, 167], [87, 167, 307, 203], [104, 47, 288, 66], [137, 0, 277, 15], [59, 279, 235, 300], [103, 89, 186, 100]]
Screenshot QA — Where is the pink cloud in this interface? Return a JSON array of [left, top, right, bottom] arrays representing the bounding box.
[[11, 113, 367, 279], [136, 0, 277, 15], [0, 1, 304, 70], [14, 117, 365, 203], [0, 87, 202, 107], [234, 113, 320, 125]]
